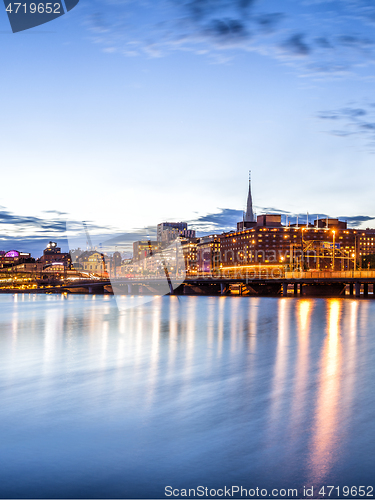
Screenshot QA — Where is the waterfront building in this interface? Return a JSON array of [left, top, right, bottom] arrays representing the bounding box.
[[38, 242, 71, 269], [197, 235, 221, 275], [359, 229, 375, 257], [6, 262, 44, 272], [220, 218, 359, 272], [76, 251, 107, 276], [180, 237, 199, 275], [0, 250, 34, 269], [213, 175, 375, 274]]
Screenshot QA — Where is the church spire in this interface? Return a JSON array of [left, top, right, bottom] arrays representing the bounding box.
[[244, 171, 255, 223]]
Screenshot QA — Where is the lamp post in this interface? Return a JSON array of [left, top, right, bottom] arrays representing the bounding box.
[[301, 227, 307, 271]]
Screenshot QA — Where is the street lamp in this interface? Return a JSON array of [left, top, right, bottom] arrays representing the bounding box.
[[301, 227, 308, 271]]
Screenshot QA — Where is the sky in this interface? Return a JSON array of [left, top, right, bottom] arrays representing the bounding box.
[[1, 0, 375, 255]]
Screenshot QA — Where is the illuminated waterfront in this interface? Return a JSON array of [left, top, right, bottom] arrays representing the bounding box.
[[0, 295, 374, 498]]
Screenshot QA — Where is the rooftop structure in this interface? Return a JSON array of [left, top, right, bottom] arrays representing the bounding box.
[[244, 171, 255, 223], [157, 222, 196, 245]]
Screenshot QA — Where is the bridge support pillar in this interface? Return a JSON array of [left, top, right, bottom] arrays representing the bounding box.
[[88, 286, 93, 294], [349, 283, 354, 296], [127, 284, 132, 295], [282, 283, 288, 296], [355, 282, 361, 297], [294, 283, 299, 295], [364, 283, 369, 297], [220, 283, 226, 295]]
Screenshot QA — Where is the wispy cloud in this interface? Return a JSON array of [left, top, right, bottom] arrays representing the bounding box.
[[188, 208, 243, 234], [317, 102, 375, 151], [0, 207, 120, 256], [280, 33, 311, 56], [82, 0, 375, 76]]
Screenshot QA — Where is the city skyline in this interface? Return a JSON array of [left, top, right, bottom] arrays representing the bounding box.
[[2, 203, 375, 257], [2, 182, 375, 256]]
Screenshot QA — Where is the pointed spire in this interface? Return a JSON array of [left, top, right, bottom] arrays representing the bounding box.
[[244, 170, 255, 223]]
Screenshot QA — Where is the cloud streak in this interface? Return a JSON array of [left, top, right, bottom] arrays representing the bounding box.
[[82, 0, 375, 77], [317, 102, 375, 151], [0, 207, 121, 256]]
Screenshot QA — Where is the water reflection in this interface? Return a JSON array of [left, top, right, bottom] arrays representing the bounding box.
[[308, 299, 342, 484], [289, 300, 313, 439], [247, 298, 259, 352], [168, 296, 179, 371], [146, 298, 162, 407], [0, 295, 374, 498], [267, 299, 291, 436]]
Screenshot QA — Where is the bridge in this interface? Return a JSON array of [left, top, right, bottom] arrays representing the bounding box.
[[10, 270, 374, 297]]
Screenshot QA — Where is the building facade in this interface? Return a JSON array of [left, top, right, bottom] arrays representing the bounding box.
[[197, 235, 221, 275], [0, 250, 34, 269], [218, 217, 372, 274], [133, 241, 159, 261], [76, 251, 107, 276], [38, 242, 71, 269], [181, 237, 199, 275]]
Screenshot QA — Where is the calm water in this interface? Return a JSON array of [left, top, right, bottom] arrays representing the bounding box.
[[0, 294, 375, 499]]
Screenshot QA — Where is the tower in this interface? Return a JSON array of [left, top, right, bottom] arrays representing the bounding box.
[[244, 171, 255, 223]]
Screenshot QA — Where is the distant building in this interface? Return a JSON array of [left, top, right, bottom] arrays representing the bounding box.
[[0, 250, 34, 269], [157, 222, 196, 246], [133, 240, 159, 261], [76, 251, 106, 276], [8, 262, 44, 272], [38, 242, 71, 269], [70, 248, 84, 263], [119, 258, 134, 277], [197, 235, 221, 275], [104, 251, 122, 277], [180, 237, 199, 275]]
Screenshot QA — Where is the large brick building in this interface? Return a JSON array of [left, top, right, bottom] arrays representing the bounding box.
[[219, 217, 362, 274], [210, 175, 375, 275]]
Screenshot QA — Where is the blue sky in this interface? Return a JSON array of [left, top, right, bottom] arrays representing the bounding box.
[[1, 0, 375, 255]]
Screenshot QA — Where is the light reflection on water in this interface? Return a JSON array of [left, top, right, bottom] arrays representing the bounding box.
[[0, 294, 374, 499], [308, 300, 342, 484]]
